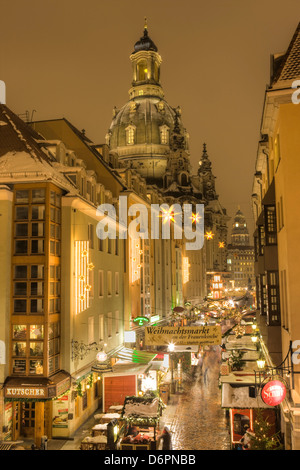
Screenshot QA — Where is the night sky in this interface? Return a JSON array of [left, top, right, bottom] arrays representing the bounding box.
[[2, 0, 300, 239]]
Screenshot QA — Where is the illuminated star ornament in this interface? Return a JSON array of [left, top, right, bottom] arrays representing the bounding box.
[[205, 231, 214, 240], [160, 206, 178, 224], [191, 212, 201, 224], [218, 241, 225, 248]]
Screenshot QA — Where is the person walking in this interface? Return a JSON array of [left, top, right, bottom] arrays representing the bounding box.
[[157, 425, 172, 450]]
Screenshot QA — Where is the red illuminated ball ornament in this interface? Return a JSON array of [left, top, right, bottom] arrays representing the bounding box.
[[261, 380, 286, 406]]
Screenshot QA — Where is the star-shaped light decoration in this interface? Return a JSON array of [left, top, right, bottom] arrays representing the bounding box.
[[160, 207, 178, 224], [191, 212, 201, 224], [205, 231, 214, 240], [218, 241, 225, 248]]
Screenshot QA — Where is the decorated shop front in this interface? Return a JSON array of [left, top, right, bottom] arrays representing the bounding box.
[[3, 371, 70, 445]]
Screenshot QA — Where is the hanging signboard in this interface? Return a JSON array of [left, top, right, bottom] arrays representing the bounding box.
[[261, 380, 286, 407], [145, 325, 222, 346]]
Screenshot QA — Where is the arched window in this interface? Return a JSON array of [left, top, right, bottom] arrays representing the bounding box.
[[137, 60, 148, 81], [159, 125, 169, 145], [154, 62, 159, 82], [180, 172, 188, 186], [126, 125, 136, 145]]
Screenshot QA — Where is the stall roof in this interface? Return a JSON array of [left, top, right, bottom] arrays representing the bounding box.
[[102, 362, 149, 378], [221, 383, 273, 409], [220, 372, 256, 386], [111, 347, 157, 364], [121, 396, 164, 425]]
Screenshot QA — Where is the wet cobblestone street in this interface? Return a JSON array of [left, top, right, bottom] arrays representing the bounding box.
[[170, 348, 231, 450]]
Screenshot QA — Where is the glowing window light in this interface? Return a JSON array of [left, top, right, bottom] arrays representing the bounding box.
[[183, 256, 190, 284], [75, 240, 91, 314]]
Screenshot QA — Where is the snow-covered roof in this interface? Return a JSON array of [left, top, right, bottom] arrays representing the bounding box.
[[122, 397, 161, 418], [222, 383, 272, 409], [0, 104, 77, 193]]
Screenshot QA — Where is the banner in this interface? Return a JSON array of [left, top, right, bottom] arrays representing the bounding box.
[[145, 325, 222, 346]]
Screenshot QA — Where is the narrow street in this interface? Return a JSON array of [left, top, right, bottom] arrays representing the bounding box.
[[170, 348, 231, 451]]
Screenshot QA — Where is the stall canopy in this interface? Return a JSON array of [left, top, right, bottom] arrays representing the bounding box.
[[121, 395, 164, 426], [111, 348, 157, 364]]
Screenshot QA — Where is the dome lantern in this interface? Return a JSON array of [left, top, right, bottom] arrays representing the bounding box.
[[129, 20, 163, 99]]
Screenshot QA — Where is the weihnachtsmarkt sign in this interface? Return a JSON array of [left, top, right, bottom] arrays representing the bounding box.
[[145, 325, 222, 346]]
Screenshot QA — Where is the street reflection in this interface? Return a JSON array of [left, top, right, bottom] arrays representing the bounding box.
[[171, 347, 231, 450]]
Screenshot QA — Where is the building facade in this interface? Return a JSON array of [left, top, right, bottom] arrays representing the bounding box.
[[252, 22, 300, 450], [227, 208, 255, 290]]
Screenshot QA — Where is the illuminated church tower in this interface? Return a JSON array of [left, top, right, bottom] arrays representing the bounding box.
[[108, 21, 190, 185]]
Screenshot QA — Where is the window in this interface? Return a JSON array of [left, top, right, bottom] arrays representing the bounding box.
[[126, 125, 136, 145], [88, 224, 94, 249], [12, 324, 45, 375], [115, 272, 119, 295], [88, 317, 95, 345], [98, 270, 104, 297], [115, 310, 119, 335], [267, 271, 280, 326], [258, 225, 265, 255], [107, 312, 112, 338], [137, 60, 148, 81], [99, 314, 104, 341], [107, 271, 112, 296], [160, 125, 169, 145], [265, 206, 277, 245]]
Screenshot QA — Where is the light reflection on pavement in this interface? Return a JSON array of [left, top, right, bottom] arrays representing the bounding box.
[[171, 347, 231, 451]]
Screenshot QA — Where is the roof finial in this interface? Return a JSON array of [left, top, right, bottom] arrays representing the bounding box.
[[144, 17, 148, 30], [203, 142, 207, 155]]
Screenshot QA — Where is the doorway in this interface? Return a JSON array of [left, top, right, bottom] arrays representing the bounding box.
[[21, 402, 35, 437]]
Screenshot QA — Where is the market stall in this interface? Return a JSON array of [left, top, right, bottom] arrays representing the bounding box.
[[80, 414, 122, 450], [119, 395, 164, 450], [220, 322, 278, 449]]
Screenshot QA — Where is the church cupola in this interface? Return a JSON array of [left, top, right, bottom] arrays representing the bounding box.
[[129, 19, 163, 99]]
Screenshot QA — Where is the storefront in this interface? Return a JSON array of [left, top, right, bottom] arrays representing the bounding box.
[[3, 371, 70, 446]]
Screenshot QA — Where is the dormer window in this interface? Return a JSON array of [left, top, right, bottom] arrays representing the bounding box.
[[126, 125, 136, 145], [159, 125, 169, 145]]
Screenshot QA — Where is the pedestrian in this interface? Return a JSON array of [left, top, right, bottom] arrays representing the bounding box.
[[157, 425, 172, 450]]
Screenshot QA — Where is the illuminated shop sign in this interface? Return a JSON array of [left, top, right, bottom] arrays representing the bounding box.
[[261, 380, 286, 406]]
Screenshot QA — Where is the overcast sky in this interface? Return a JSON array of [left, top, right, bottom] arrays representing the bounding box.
[[2, 0, 300, 238]]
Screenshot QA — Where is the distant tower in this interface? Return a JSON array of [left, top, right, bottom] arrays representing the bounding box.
[[227, 207, 255, 289], [198, 143, 217, 201], [231, 207, 250, 246]]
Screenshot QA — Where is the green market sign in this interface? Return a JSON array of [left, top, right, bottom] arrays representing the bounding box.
[[133, 316, 150, 326]]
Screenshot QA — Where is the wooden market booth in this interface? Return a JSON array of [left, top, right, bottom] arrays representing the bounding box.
[[119, 395, 164, 450], [220, 324, 278, 449]]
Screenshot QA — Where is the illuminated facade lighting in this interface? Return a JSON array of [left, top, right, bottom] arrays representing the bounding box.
[[183, 256, 190, 284], [75, 240, 93, 314], [131, 238, 142, 283]]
